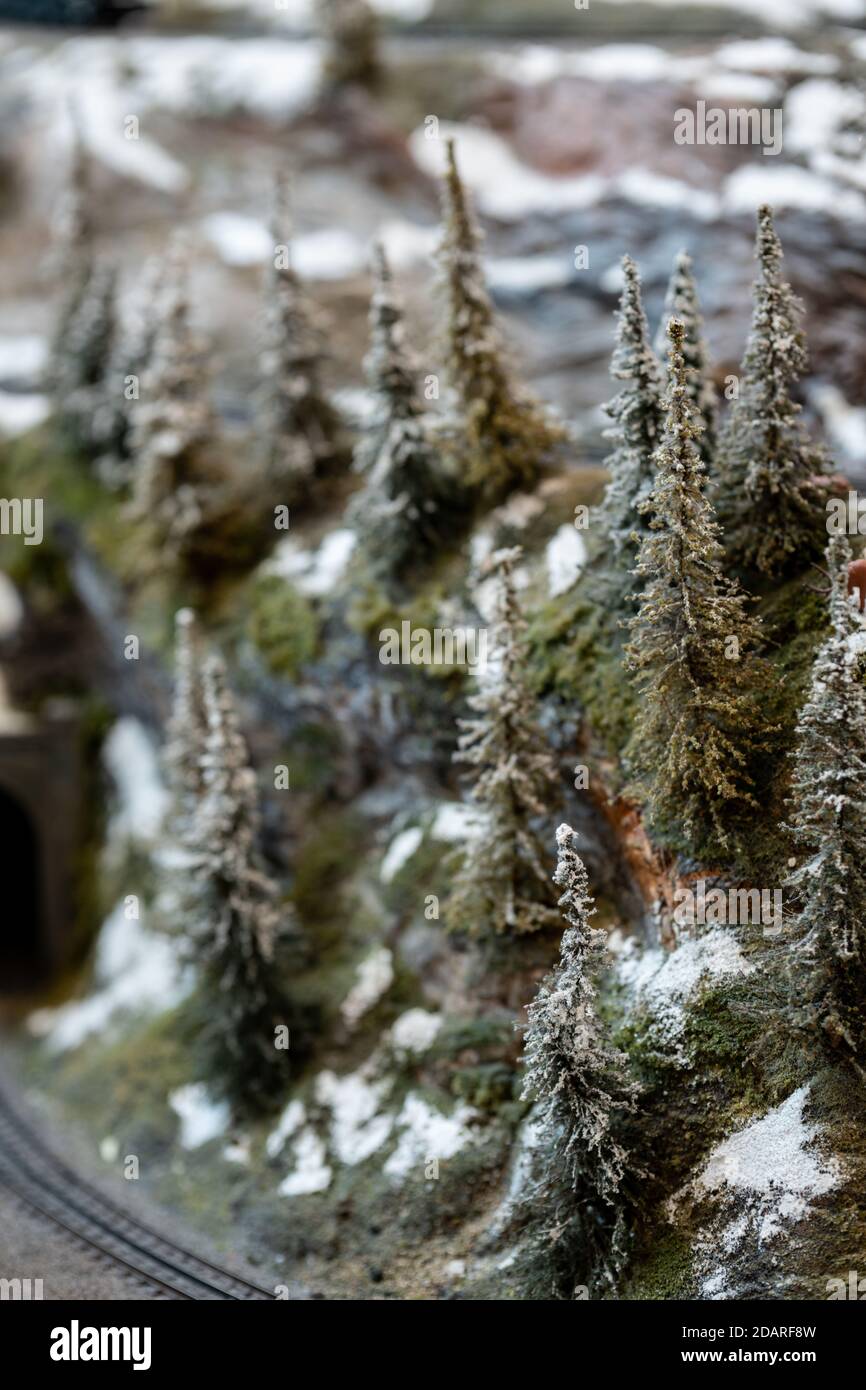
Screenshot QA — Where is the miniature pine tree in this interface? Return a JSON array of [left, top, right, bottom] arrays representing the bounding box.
[[97, 256, 165, 486], [50, 131, 95, 407], [522, 824, 636, 1206], [597, 255, 664, 562], [715, 205, 826, 577], [130, 240, 221, 555], [445, 546, 562, 940], [349, 243, 447, 583], [318, 0, 380, 89], [60, 259, 119, 454], [654, 249, 717, 467], [626, 319, 774, 852], [163, 608, 207, 841], [188, 654, 295, 1111], [437, 139, 566, 503], [785, 534, 866, 1052], [259, 174, 347, 498]]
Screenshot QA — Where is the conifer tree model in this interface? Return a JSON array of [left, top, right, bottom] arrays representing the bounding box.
[[654, 249, 717, 467], [163, 607, 207, 843], [785, 534, 866, 1052], [130, 239, 220, 556], [626, 319, 773, 851], [522, 823, 636, 1207], [98, 256, 166, 486], [715, 205, 826, 577], [259, 174, 347, 499], [189, 654, 295, 1110], [50, 132, 95, 408], [598, 255, 664, 564], [437, 139, 565, 503], [349, 242, 447, 584], [60, 259, 118, 454], [445, 546, 562, 940]]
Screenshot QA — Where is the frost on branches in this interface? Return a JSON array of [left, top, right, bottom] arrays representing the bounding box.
[[129, 238, 223, 558], [520, 824, 637, 1286], [626, 319, 775, 854], [188, 654, 296, 1111], [597, 255, 664, 569], [163, 607, 207, 843], [785, 534, 866, 1054], [259, 174, 348, 499], [715, 205, 826, 578], [349, 243, 449, 586], [437, 140, 566, 504], [445, 546, 561, 941], [654, 249, 717, 468]]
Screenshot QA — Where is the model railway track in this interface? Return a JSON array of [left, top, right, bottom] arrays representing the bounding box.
[[0, 1085, 274, 1301]]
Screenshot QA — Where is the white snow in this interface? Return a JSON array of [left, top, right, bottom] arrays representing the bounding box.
[[201, 212, 272, 267], [429, 801, 484, 844], [0, 392, 50, 438], [315, 1067, 394, 1165], [380, 826, 423, 883], [340, 946, 394, 1028], [277, 1128, 332, 1196], [169, 1083, 231, 1150], [102, 717, 169, 844], [486, 254, 571, 295], [266, 1098, 307, 1158], [0, 335, 47, 387], [723, 163, 866, 220], [222, 1137, 251, 1165], [600, 0, 863, 24], [383, 1093, 477, 1182], [810, 383, 866, 463], [264, 528, 356, 597], [390, 1008, 443, 1055], [715, 38, 838, 75], [377, 219, 438, 270], [27, 900, 190, 1052], [201, 214, 364, 279], [672, 1084, 843, 1287], [546, 524, 586, 597], [785, 79, 865, 157], [0, 574, 24, 639], [99, 1136, 119, 1163], [619, 927, 753, 1059]]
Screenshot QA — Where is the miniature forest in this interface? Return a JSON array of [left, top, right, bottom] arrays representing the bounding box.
[[2, 5, 866, 1303]]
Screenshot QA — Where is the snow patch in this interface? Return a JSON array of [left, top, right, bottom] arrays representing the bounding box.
[[28, 901, 190, 1052], [380, 826, 423, 883], [278, 1128, 332, 1196], [0, 392, 50, 437], [169, 1083, 231, 1150], [340, 946, 394, 1028], [315, 1067, 394, 1165], [0, 335, 47, 388], [383, 1093, 477, 1182], [723, 163, 866, 220], [103, 717, 169, 844], [619, 928, 753, 1059], [266, 1098, 307, 1158], [546, 524, 586, 597], [429, 801, 484, 844], [0, 573, 24, 639], [390, 1008, 443, 1055]]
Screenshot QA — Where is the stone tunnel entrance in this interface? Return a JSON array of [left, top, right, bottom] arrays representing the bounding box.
[[0, 784, 44, 986], [0, 700, 81, 993]]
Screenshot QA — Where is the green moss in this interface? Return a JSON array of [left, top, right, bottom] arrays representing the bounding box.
[[245, 574, 319, 678], [623, 1227, 695, 1300], [450, 1062, 518, 1111]]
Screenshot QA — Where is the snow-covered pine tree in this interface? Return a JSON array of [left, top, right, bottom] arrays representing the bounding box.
[[597, 255, 664, 563], [785, 533, 866, 1053], [715, 205, 826, 577], [58, 258, 119, 454], [626, 318, 774, 852], [50, 131, 95, 409], [130, 239, 220, 556], [259, 173, 348, 499], [163, 607, 207, 842], [522, 823, 636, 1210], [318, 0, 380, 90], [654, 249, 717, 467], [349, 242, 447, 584], [437, 139, 566, 503], [445, 546, 562, 940], [97, 256, 166, 487], [188, 654, 295, 1111]]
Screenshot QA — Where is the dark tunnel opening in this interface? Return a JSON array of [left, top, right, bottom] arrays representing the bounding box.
[[0, 784, 45, 990]]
